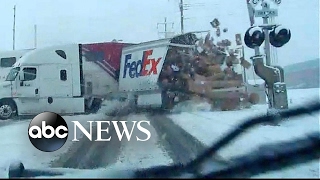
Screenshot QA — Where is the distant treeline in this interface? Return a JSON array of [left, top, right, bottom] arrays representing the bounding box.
[[284, 58, 319, 89]]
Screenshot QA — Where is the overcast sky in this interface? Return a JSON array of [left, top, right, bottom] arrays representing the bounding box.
[[0, 0, 318, 66]]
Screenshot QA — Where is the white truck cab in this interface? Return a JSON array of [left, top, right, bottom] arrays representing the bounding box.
[[0, 44, 86, 120], [0, 38, 152, 120], [0, 49, 34, 82]]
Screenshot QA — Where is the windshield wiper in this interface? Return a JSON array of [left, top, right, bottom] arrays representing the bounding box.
[[200, 132, 319, 178], [8, 101, 320, 178]]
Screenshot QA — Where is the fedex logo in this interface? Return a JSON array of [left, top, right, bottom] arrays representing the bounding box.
[[123, 49, 161, 78]]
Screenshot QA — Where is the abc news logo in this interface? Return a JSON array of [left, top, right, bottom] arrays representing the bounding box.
[[28, 112, 151, 152]]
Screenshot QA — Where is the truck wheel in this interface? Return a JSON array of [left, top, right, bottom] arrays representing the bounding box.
[[0, 101, 16, 120], [163, 94, 175, 110], [90, 98, 102, 113]]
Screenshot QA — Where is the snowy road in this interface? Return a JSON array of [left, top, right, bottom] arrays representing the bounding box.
[[0, 88, 319, 178], [0, 101, 177, 178], [51, 113, 173, 170]]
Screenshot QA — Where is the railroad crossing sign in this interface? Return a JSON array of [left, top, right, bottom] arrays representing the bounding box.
[[249, 0, 281, 7], [250, 0, 280, 18], [254, 8, 278, 17]]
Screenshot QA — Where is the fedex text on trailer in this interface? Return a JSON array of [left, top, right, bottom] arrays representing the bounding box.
[[123, 49, 161, 78]]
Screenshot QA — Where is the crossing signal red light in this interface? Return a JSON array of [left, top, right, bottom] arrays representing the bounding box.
[[269, 26, 291, 48], [244, 26, 265, 49]]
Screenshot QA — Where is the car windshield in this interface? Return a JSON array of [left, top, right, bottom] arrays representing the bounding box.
[[0, 0, 319, 179], [5, 67, 20, 81]]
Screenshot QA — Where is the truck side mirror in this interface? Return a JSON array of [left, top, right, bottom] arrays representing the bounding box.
[[19, 72, 25, 81]]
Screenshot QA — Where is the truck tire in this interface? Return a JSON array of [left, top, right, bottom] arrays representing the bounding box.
[[0, 100, 16, 120], [90, 98, 102, 114], [161, 91, 175, 111]]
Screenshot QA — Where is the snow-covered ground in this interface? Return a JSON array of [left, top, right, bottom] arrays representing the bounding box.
[[170, 88, 320, 178], [0, 89, 318, 178]]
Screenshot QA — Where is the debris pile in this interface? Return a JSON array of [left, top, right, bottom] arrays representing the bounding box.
[[158, 18, 252, 110]]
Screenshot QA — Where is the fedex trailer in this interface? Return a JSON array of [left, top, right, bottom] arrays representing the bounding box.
[[118, 33, 197, 109]]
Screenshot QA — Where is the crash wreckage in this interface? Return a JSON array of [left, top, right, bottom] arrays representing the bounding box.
[[0, 19, 267, 121], [158, 20, 262, 111]]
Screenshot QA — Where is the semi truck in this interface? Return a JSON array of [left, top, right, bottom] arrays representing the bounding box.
[[0, 49, 34, 82], [0, 32, 257, 120]]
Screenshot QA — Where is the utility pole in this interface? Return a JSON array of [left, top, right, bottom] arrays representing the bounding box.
[[157, 17, 174, 39], [13, 5, 16, 50], [179, 0, 184, 34], [34, 24, 37, 48]]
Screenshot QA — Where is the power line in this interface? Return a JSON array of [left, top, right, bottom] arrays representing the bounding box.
[[178, 0, 208, 34], [179, 0, 184, 34], [13, 5, 16, 50], [157, 17, 175, 39], [34, 24, 37, 48]]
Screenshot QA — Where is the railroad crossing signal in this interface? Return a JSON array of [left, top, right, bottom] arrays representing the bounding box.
[[244, 27, 265, 49], [269, 26, 291, 47], [244, 25, 291, 49]]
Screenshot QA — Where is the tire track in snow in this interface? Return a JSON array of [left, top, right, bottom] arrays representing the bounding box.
[[148, 111, 228, 166], [111, 114, 173, 169], [50, 113, 127, 169]]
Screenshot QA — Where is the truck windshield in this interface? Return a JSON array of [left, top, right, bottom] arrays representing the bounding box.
[[5, 67, 20, 81]]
